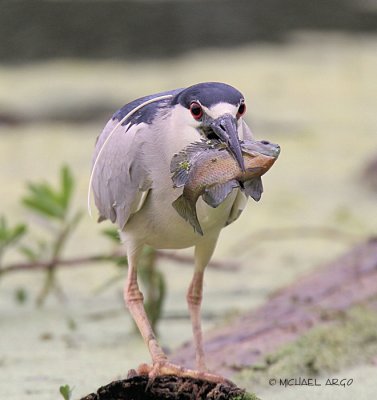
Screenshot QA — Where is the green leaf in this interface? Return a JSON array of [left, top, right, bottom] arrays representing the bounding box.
[[102, 227, 121, 243], [60, 165, 74, 210], [22, 182, 66, 220], [22, 195, 65, 220], [18, 245, 38, 261], [67, 210, 84, 233], [66, 317, 77, 331], [19, 239, 48, 262], [0, 216, 27, 247], [59, 384, 73, 400], [115, 255, 128, 267], [15, 287, 28, 304], [27, 182, 64, 210], [0, 216, 7, 241], [21, 166, 77, 221], [12, 224, 27, 241]]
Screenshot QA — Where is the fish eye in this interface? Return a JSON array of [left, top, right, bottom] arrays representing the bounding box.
[[237, 102, 246, 118], [190, 102, 203, 120]]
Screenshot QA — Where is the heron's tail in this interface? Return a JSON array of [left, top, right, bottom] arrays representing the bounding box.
[[172, 195, 203, 236]]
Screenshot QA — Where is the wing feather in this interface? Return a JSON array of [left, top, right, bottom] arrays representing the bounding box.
[[91, 119, 152, 229], [89, 91, 181, 229]]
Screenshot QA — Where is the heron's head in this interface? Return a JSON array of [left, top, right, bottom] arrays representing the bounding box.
[[172, 82, 247, 171]]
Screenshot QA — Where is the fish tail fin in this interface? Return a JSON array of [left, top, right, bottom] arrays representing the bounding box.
[[172, 195, 203, 236]]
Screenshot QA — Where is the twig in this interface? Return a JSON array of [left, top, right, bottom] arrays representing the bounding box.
[[1, 226, 359, 276], [0, 254, 113, 274], [0, 250, 238, 275]]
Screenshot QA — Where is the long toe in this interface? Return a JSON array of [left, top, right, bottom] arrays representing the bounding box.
[[135, 361, 236, 387]]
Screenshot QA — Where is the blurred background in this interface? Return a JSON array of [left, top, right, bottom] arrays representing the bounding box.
[[0, 1, 376, 399]]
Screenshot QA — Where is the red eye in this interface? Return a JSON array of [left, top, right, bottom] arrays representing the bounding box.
[[190, 102, 203, 120], [237, 102, 246, 118]]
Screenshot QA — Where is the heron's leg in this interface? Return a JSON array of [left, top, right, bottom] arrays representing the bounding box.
[[124, 243, 167, 365], [188, 236, 219, 372], [123, 238, 234, 385], [187, 270, 206, 371]]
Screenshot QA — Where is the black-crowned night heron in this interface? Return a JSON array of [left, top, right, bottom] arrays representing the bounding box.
[[89, 82, 267, 382]]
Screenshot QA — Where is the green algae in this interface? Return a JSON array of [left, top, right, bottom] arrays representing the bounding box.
[[236, 305, 377, 387], [179, 160, 191, 171]]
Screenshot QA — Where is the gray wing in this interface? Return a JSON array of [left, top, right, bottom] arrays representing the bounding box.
[[91, 118, 152, 230]]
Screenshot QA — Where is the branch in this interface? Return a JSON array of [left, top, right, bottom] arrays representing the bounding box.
[[1, 226, 360, 276], [0, 250, 238, 275], [0, 254, 114, 274]]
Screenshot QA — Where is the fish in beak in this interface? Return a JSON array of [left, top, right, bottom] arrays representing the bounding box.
[[210, 114, 245, 171], [170, 138, 280, 234]]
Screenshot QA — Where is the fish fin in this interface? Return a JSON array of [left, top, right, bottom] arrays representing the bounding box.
[[202, 180, 239, 208], [97, 214, 107, 223], [172, 195, 203, 235], [243, 177, 264, 201], [171, 168, 190, 188], [184, 138, 223, 156], [170, 152, 191, 187]]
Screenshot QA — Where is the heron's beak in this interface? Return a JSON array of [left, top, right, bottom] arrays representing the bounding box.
[[210, 114, 245, 171]]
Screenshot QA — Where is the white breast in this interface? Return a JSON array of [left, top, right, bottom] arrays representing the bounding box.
[[121, 111, 249, 249]]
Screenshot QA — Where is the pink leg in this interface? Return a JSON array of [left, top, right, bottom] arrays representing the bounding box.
[[187, 269, 206, 371], [187, 236, 219, 371], [124, 244, 167, 365], [123, 239, 234, 385]]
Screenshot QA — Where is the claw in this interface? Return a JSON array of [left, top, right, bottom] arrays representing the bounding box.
[[133, 361, 236, 387]]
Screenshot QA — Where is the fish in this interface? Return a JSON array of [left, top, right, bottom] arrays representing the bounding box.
[[170, 139, 280, 235]]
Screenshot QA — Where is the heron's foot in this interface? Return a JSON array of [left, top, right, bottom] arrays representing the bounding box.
[[131, 361, 236, 387]]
